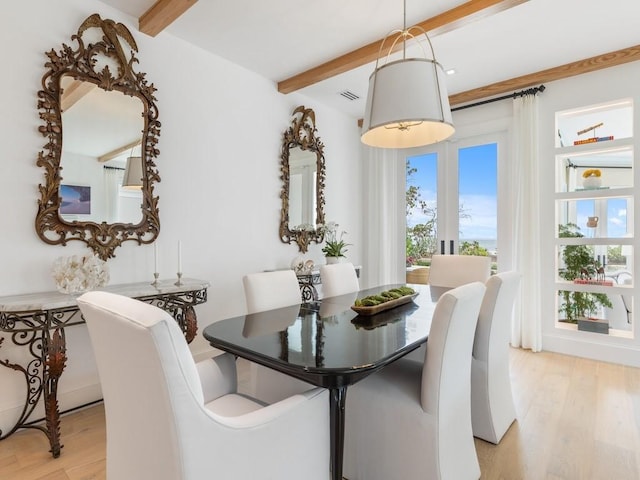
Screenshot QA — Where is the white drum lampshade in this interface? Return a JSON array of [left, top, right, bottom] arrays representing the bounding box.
[[361, 57, 454, 149], [122, 156, 143, 190]]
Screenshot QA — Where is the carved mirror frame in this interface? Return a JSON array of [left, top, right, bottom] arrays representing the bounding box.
[[36, 14, 161, 260], [279, 106, 326, 253]]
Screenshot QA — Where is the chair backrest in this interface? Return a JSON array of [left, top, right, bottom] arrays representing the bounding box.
[[473, 271, 521, 364], [243, 270, 302, 313], [428, 254, 491, 289], [319, 262, 360, 298], [77, 291, 205, 480], [421, 282, 486, 416]]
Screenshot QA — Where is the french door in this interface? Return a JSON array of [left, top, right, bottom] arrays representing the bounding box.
[[406, 132, 507, 268]]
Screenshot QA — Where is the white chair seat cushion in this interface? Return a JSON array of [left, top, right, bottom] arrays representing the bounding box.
[[205, 393, 267, 417]]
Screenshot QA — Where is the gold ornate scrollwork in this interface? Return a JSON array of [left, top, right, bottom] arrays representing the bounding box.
[[36, 14, 161, 260], [279, 106, 326, 253]]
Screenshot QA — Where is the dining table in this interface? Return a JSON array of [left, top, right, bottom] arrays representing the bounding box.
[[202, 283, 438, 480]]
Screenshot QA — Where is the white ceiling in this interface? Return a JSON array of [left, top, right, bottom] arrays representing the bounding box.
[[99, 0, 640, 119]]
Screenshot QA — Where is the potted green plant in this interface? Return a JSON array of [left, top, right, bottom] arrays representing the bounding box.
[[558, 223, 612, 322], [320, 221, 351, 264]]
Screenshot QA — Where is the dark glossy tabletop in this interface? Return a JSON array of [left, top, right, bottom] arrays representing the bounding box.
[[203, 283, 437, 388]]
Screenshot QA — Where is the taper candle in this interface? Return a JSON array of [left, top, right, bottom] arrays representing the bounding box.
[[178, 240, 182, 273], [154, 243, 158, 273]]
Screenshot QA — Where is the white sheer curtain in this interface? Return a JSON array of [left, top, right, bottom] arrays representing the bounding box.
[[103, 167, 122, 223], [361, 146, 406, 289], [510, 94, 542, 351]]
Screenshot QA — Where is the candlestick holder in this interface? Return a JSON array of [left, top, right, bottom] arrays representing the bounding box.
[[175, 272, 183, 286], [151, 272, 159, 286]]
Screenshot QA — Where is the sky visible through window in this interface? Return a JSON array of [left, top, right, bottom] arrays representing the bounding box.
[[407, 143, 498, 252], [575, 198, 627, 237]]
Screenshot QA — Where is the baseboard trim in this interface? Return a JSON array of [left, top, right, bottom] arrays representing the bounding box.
[[543, 333, 640, 367]]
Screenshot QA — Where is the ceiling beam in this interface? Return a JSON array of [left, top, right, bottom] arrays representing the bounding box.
[[449, 44, 640, 106], [277, 0, 529, 94], [139, 0, 199, 37], [61, 80, 96, 111], [98, 139, 142, 163]]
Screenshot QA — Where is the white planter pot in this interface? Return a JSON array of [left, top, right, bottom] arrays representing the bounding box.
[[582, 175, 602, 189], [325, 256, 345, 264]]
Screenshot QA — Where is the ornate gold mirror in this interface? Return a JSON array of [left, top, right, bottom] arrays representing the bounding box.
[[279, 106, 326, 252], [36, 14, 161, 260]]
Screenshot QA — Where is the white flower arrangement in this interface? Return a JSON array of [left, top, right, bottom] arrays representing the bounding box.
[[52, 253, 110, 294], [319, 221, 350, 257], [292, 223, 316, 232]]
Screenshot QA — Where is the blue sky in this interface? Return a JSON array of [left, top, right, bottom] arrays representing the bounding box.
[[407, 143, 498, 241]]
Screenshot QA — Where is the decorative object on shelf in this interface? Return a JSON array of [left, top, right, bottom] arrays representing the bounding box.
[[586, 216, 599, 228], [582, 168, 602, 189], [291, 256, 314, 275], [360, 0, 454, 148], [573, 136, 614, 146], [51, 252, 109, 294], [35, 14, 161, 260], [320, 221, 351, 263], [577, 317, 609, 334], [573, 122, 614, 145]]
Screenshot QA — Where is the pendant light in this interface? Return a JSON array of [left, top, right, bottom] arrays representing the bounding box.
[[122, 156, 143, 190], [361, 0, 454, 149]]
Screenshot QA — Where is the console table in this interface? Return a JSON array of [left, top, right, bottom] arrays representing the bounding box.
[[0, 278, 209, 458]]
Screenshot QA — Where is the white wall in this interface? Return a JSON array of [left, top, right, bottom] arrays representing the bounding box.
[[0, 0, 362, 429]]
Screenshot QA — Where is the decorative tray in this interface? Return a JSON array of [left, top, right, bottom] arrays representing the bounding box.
[[351, 293, 419, 316]]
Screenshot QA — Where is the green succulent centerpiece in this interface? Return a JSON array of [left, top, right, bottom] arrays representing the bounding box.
[[320, 221, 351, 258]]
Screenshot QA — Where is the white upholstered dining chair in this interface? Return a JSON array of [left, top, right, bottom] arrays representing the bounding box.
[[242, 270, 311, 403], [319, 262, 359, 298], [343, 282, 486, 480], [471, 271, 521, 444], [428, 254, 492, 297], [406, 254, 491, 363], [243, 270, 302, 313], [77, 291, 329, 480]]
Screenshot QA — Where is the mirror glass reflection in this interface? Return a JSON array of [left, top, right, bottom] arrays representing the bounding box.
[[59, 75, 144, 225], [288, 146, 318, 230]]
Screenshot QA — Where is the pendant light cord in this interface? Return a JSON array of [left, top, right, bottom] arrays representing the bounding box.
[[402, 0, 407, 59]]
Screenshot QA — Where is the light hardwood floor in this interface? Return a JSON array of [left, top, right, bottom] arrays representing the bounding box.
[[2, 348, 640, 480]]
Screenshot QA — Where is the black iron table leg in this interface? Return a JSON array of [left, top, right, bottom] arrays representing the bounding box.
[[329, 386, 347, 480]]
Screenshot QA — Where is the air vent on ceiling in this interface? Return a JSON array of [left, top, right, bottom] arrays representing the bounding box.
[[339, 90, 360, 101]]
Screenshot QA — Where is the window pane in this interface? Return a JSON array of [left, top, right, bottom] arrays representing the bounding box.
[[406, 153, 437, 264], [458, 143, 497, 258]]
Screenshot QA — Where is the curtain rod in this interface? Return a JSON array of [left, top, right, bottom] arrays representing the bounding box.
[[103, 165, 125, 171], [452, 85, 546, 112]]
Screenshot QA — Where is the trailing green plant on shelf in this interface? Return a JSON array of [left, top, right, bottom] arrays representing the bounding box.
[[557, 223, 611, 322], [320, 221, 351, 257]]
